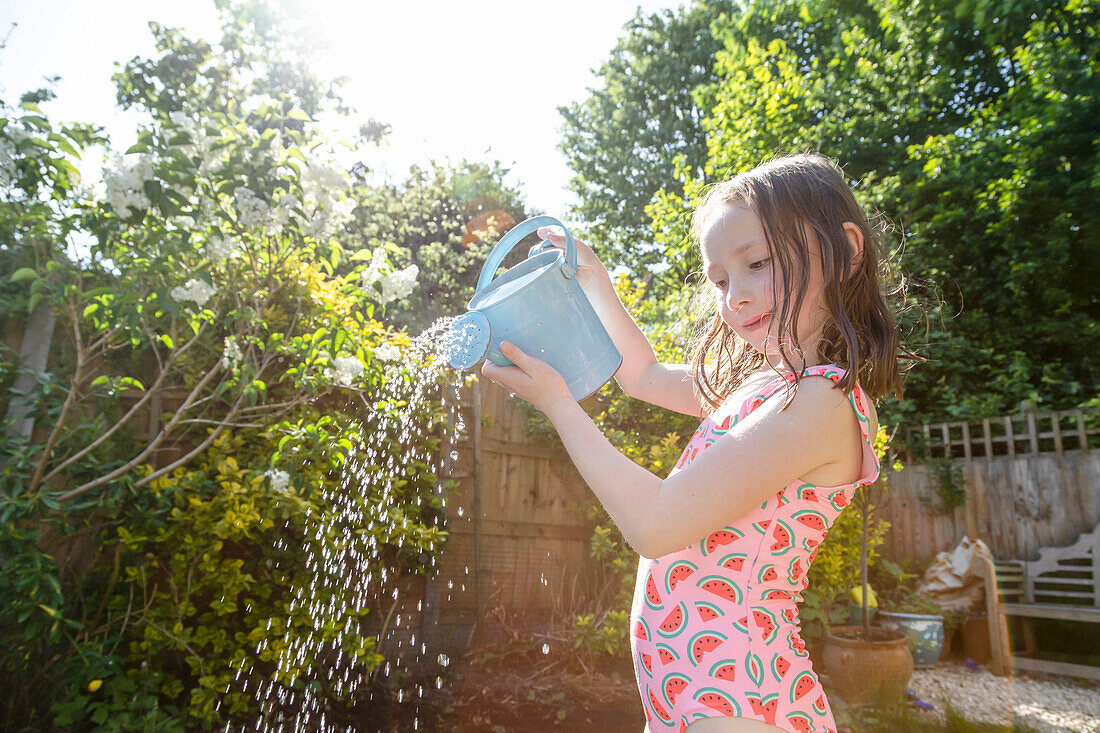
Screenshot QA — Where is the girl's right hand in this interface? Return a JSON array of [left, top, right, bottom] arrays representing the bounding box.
[[535, 225, 609, 292]]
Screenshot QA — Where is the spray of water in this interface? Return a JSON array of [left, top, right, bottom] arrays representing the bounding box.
[[221, 315, 487, 731]]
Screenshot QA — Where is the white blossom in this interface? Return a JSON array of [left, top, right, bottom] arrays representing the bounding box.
[[381, 264, 419, 304], [324, 355, 364, 387], [103, 154, 154, 218], [360, 247, 387, 292], [374, 342, 401, 362], [205, 233, 241, 262], [300, 156, 348, 201], [265, 468, 291, 493], [170, 278, 217, 308], [360, 248, 419, 305], [0, 137, 17, 189], [222, 336, 243, 370], [265, 193, 300, 235], [233, 186, 268, 228], [299, 155, 353, 240], [167, 112, 222, 179]]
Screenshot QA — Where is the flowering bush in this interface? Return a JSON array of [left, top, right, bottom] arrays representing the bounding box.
[[0, 3, 462, 729]]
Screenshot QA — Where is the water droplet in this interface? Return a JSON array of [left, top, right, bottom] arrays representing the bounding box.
[[542, 643, 550, 654], [438, 654, 449, 667]]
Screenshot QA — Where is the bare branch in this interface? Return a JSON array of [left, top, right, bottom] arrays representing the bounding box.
[[133, 392, 247, 488], [42, 320, 210, 485], [175, 419, 269, 429], [56, 358, 224, 503]]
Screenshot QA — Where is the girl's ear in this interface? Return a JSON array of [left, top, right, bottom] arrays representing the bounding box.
[[842, 222, 865, 276]]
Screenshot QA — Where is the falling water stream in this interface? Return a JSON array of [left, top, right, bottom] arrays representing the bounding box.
[[222, 315, 519, 732]]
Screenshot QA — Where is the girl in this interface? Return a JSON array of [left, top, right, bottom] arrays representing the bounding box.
[[481, 152, 905, 733]]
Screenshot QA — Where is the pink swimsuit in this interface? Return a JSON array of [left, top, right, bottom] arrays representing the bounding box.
[[630, 365, 879, 733]]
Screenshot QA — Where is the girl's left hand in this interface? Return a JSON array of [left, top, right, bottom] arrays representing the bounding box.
[[480, 341, 575, 416]]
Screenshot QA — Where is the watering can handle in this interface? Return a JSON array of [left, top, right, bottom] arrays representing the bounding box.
[[474, 215, 577, 297]]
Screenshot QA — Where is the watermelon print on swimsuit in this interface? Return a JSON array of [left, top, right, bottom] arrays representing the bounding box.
[[628, 365, 880, 733]]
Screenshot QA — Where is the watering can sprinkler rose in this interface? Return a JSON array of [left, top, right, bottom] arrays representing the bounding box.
[[443, 216, 622, 404]]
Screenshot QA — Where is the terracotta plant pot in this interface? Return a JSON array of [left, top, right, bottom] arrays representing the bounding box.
[[822, 625, 914, 709]]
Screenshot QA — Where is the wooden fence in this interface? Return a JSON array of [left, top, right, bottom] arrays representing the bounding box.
[[880, 406, 1100, 567], [368, 377, 597, 667], [902, 405, 1100, 460]]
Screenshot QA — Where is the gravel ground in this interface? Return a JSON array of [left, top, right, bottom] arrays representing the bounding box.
[[906, 661, 1100, 732]]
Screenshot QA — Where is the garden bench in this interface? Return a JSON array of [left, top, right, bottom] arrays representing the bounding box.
[[987, 522, 1100, 681]]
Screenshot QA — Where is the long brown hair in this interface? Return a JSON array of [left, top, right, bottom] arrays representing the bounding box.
[[687, 152, 908, 412]]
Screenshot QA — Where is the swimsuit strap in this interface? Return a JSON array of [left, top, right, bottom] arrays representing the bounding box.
[[741, 364, 877, 456]]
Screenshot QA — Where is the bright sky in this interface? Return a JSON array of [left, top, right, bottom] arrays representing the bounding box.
[[0, 0, 682, 222]]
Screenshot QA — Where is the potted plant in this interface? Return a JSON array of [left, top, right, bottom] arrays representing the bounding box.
[[822, 428, 913, 708], [871, 558, 946, 669]]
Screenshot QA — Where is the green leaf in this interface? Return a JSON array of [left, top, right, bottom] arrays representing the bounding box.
[[160, 334, 174, 349], [9, 267, 37, 282], [286, 109, 312, 122], [118, 377, 145, 391]]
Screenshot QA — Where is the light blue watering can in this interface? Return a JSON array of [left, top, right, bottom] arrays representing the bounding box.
[[444, 215, 622, 402]]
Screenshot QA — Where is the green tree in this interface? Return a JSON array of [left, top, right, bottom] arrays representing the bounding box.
[[557, 1, 735, 298], [644, 0, 1100, 424]]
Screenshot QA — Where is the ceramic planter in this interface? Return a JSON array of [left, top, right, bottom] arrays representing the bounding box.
[[875, 611, 945, 669]]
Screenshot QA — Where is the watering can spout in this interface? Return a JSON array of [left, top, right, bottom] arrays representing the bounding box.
[[443, 216, 621, 403]]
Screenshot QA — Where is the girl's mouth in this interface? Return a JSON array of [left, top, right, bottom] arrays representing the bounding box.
[[743, 313, 770, 331]]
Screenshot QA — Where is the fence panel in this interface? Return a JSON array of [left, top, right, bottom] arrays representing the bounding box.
[[878, 452, 1100, 567]]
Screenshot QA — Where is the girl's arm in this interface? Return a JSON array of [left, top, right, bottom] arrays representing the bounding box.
[[536, 226, 703, 417], [544, 374, 862, 559], [583, 269, 704, 417]]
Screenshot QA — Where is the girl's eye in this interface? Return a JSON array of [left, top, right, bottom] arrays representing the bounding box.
[[749, 258, 771, 271], [713, 279, 726, 289]]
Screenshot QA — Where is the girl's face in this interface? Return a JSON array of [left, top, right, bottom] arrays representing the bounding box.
[[699, 202, 828, 368]]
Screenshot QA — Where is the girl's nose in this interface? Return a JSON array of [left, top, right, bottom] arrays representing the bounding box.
[[726, 281, 751, 312]]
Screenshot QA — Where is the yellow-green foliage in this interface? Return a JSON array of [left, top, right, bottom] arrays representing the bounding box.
[[49, 428, 384, 729]]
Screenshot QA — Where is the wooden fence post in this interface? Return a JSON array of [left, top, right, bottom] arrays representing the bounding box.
[[3, 302, 56, 441], [471, 378, 484, 644]]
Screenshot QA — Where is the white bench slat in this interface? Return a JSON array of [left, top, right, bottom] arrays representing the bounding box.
[[1000, 602, 1100, 623]]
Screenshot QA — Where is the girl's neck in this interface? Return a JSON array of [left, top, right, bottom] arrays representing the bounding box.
[[757, 352, 819, 377]]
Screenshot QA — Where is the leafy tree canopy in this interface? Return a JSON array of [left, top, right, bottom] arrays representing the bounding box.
[[557, 1, 735, 297], [566, 0, 1100, 424]]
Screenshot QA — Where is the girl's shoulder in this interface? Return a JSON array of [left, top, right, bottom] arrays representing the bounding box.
[[714, 363, 873, 423]]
